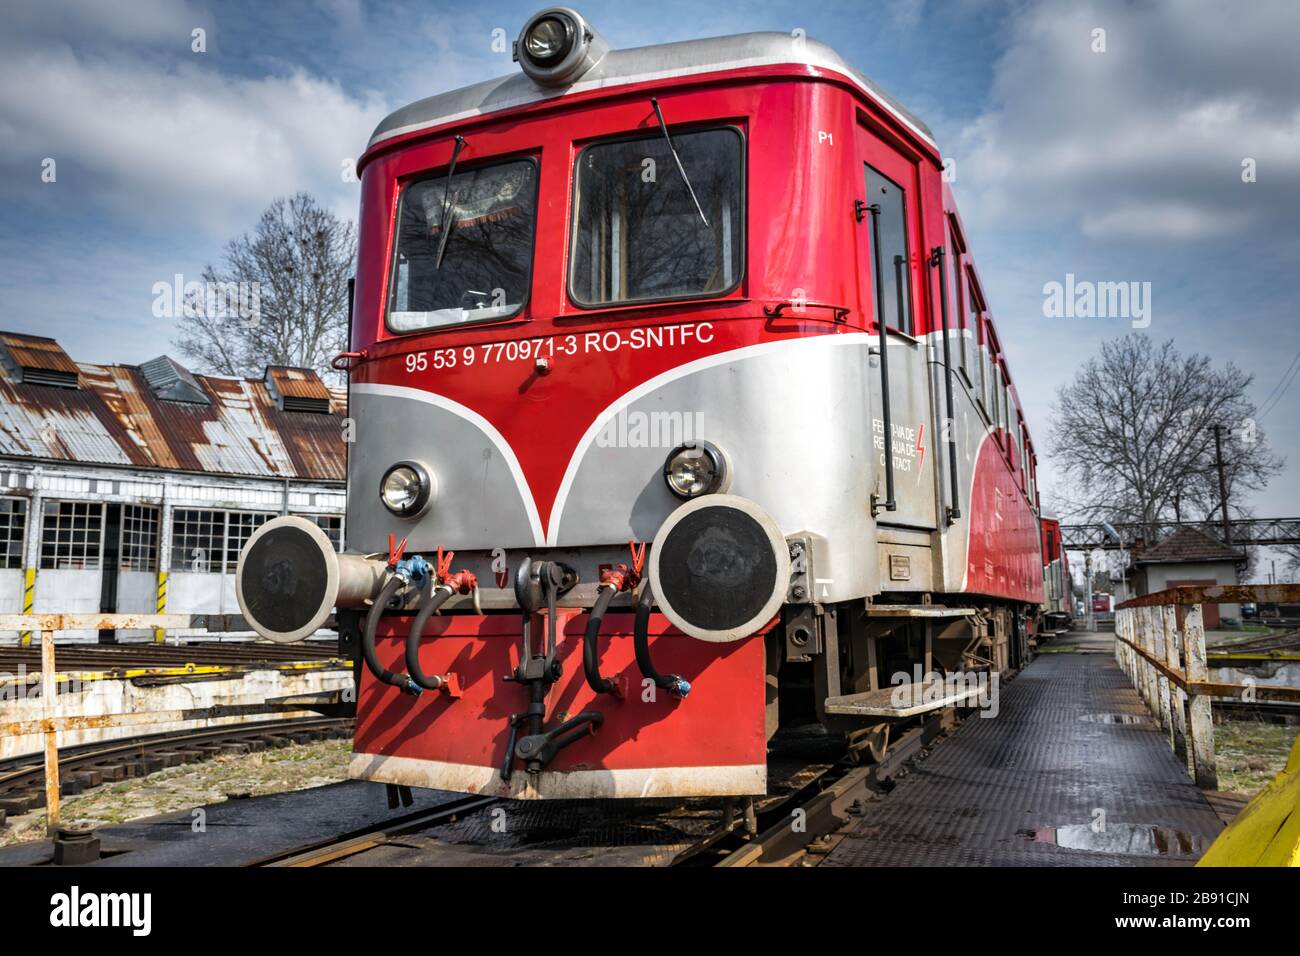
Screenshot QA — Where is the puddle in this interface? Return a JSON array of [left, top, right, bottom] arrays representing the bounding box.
[[1022, 824, 1208, 856], [1078, 712, 1151, 725]]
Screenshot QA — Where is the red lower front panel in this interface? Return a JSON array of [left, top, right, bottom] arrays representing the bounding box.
[[351, 611, 769, 799]]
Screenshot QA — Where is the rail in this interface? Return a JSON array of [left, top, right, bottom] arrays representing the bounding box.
[[0, 612, 348, 832], [1113, 584, 1300, 789]]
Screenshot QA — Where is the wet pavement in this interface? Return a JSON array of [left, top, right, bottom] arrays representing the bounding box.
[[820, 636, 1225, 866]]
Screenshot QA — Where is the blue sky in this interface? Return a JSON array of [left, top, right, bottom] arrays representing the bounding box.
[[1, 0, 1298, 538]]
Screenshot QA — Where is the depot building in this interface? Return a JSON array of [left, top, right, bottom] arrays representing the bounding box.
[[0, 331, 346, 643]]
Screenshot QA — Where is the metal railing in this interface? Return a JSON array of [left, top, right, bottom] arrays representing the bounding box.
[[0, 613, 348, 830], [1113, 584, 1300, 790]]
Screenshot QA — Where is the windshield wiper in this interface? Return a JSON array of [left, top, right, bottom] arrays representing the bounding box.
[[649, 98, 709, 228], [434, 134, 467, 271]]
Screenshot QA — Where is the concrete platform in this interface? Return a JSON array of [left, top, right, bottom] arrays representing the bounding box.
[[821, 638, 1226, 867]]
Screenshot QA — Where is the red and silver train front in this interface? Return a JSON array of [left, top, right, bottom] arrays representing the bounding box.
[[235, 8, 919, 798]]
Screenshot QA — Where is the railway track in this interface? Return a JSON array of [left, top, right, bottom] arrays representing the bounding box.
[[246, 794, 501, 867], [0, 717, 354, 816], [242, 708, 962, 868], [1213, 698, 1300, 723], [0, 640, 343, 674], [679, 710, 954, 867]]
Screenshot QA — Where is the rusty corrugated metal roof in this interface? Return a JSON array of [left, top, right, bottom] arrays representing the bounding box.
[[0, 332, 80, 376], [266, 366, 332, 401], [0, 338, 344, 482]]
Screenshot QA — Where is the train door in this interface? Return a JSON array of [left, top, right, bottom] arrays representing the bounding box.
[[855, 122, 937, 532]]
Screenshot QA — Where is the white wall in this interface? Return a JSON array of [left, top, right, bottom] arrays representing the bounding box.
[[1143, 560, 1241, 620], [34, 569, 102, 641], [0, 568, 22, 641]]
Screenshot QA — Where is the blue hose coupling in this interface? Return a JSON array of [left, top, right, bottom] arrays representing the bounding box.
[[403, 677, 424, 698], [671, 677, 691, 699], [393, 554, 431, 590]]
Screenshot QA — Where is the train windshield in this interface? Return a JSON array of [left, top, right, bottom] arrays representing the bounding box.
[[388, 159, 538, 332], [571, 127, 743, 306]]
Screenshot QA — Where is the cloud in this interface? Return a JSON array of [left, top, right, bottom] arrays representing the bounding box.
[[1079, 202, 1248, 241], [888, 0, 926, 31], [0, 3, 387, 239], [0, 0, 209, 48], [951, 0, 1300, 242]]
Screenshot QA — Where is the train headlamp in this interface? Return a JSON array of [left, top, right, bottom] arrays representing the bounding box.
[[514, 8, 607, 87], [523, 15, 572, 63], [380, 461, 434, 517], [663, 441, 729, 499]]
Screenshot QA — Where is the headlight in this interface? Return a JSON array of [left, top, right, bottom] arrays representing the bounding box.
[[514, 8, 605, 88], [523, 15, 571, 63], [379, 461, 434, 517], [663, 441, 729, 499]]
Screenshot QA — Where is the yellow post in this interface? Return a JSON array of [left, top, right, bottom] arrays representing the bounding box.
[[154, 569, 168, 643], [1199, 736, 1300, 866], [41, 627, 60, 830], [18, 567, 35, 647]]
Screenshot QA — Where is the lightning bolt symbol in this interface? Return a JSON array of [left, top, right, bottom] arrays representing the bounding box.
[[915, 423, 925, 478]]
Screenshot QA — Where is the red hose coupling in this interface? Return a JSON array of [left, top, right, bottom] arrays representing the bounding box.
[[600, 564, 633, 592], [601, 541, 648, 592], [445, 569, 478, 594]]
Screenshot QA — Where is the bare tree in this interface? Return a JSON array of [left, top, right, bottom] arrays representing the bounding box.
[[1278, 543, 1300, 579], [1049, 334, 1283, 539], [175, 193, 355, 381]]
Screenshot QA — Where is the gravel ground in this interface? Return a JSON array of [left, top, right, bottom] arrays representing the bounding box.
[[0, 738, 353, 847]]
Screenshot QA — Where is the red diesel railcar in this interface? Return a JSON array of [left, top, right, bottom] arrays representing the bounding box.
[[237, 7, 1049, 800], [1040, 514, 1074, 632]]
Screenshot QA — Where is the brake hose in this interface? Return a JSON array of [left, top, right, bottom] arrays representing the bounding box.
[[362, 575, 418, 694], [582, 585, 619, 695], [633, 584, 690, 698], [406, 579, 454, 691]]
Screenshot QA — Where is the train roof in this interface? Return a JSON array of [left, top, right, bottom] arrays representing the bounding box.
[[368, 30, 936, 152]]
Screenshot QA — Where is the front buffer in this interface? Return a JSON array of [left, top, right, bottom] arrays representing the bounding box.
[[238, 498, 791, 800], [350, 611, 772, 799]]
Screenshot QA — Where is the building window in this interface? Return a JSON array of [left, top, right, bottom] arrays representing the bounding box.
[[298, 514, 343, 551], [171, 509, 224, 573], [171, 509, 274, 573], [119, 505, 160, 572], [39, 501, 104, 570], [0, 498, 27, 570], [224, 512, 272, 572], [864, 163, 913, 334]]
